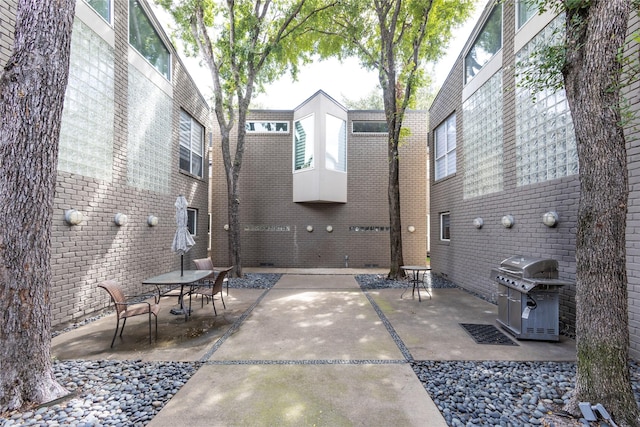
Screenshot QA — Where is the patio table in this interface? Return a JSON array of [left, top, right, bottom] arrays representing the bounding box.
[[143, 269, 213, 321], [400, 265, 431, 302]]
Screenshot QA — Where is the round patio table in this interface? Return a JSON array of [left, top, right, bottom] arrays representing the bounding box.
[[400, 265, 432, 302]]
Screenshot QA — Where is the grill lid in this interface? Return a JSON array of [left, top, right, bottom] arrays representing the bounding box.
[[499, 255, 558, 279]]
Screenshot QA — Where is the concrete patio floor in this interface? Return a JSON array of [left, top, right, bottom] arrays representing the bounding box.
[[51, 269, 576, 426]]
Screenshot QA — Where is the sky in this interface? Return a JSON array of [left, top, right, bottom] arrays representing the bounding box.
[[151, 2, 485, 110]]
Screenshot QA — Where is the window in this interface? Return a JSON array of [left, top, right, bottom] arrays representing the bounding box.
[[434, 114, 456, 180], [246, 121, 289, 133], [465, 4, 502, 83], [294, 114, 314, 171], [352, 121, 388, 133], [84, 0, 111, 23], [326, 114, 347, 172], [515, 17, 578, 186], [187, 208, 197, 235], [129, 0, 171, 80], [179, 110, 204, 177], [462, 72, 503, 198], [440, 213, 451, 241], [517, 0, 537, 29]]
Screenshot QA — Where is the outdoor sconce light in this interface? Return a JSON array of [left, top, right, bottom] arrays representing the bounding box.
[[147, 215, 158, 227], [223, 224, 229, 231], [114, 213, 127, 226], [64, 209, 83, 226], [501, 215, 514, 228], [407, 225, 416, 233], [326, 225, 333, 233], [543, 211, 559, 227], [473, 217, 484, 229], [306, 225, 314, 232]]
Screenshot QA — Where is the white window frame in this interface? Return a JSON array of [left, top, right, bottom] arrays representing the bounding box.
[[325, 113, 347, 172], [187, 208, 197, 236], [246, 121, 289, 133], [464, 3, 503, 84], [517, 0, 537, 29], [293, 114, 315, 171], [434, 114, 456, 180], [83, 0, 112, 24], [179, 110, 204, 178], [440, 212, 451, 241], [128, 0, 171, 80]]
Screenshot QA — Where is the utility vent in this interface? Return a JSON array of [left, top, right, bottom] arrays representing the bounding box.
[[259, 262, 274, 267]]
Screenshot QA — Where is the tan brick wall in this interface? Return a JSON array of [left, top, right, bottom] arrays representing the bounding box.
[[209, 107, 428, 268]]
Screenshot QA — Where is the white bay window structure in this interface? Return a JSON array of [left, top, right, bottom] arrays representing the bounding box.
[[293, 91, 348, 203]]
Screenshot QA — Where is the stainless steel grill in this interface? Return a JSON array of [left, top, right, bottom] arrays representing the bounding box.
[[490, 256, 569, 341]]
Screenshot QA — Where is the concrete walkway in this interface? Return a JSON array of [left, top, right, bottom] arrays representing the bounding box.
[[52, 270, 576, 426]]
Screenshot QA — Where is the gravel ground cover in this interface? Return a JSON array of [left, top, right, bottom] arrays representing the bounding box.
[[412, 360, 640, 427], [355, 272, 459, 290]]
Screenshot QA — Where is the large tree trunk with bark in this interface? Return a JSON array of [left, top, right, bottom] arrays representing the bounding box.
[[0, 0, 75, 412], [562, 1, 639, 424]]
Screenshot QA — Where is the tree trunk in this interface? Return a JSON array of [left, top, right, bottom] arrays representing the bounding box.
[[562, 1, 639, 424], [388, 131, 404, 279], [0, 0, 75, 412]]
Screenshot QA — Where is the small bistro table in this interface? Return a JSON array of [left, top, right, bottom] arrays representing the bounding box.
[[142, 269, 214, 321], [400, 265, 432, 302]]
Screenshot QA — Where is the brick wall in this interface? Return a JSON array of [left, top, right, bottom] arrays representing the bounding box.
[[623, 12, 640, 357], [209, 104, 427, 268], [429, 1, 579, 337], [1, 1, 211, 328]]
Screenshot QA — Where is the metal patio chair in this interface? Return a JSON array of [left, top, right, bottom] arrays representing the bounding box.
[[193, 257, 231, 295], [98, 280, 160, 347], [188, 267, 233, 316]]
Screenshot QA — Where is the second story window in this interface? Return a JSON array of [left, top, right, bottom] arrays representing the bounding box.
[[326, 114, 347, 172], [294, 114, 314, 171], [85, 0, 112, 23], [517, 0, 537, 29], [179, 110, 204, 177], [465, 4, 502, 83], [129, 0, 171, 80], [434, 114, 456, 180]]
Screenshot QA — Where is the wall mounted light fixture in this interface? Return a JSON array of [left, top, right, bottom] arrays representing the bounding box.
[[501, 215, 514, 228], [326, 225, 333, 233], [407, 225, 416, 233], [65, 209, 83, 226], [473, 217, 484, 229], [543, 211, 559, 227], [147, 215, 159, 226], [306, 225, 314, 232], [114, 213, 127, 226]]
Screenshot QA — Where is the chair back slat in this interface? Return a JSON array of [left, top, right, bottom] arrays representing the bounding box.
[[193, 257, 214, 271], [212, 268, 232, 294], [98, 280, 127, 315]]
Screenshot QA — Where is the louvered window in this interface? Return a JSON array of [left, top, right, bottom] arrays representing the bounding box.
[[179, 110, 204, 177]]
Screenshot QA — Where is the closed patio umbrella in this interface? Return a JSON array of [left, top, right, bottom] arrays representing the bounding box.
[[171, 195, 195, 276]]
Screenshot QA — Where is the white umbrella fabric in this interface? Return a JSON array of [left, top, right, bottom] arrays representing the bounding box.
[[171, 195, 195, 276]]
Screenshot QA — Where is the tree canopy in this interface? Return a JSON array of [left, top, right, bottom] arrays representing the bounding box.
[[315, 0, 474, 277]]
